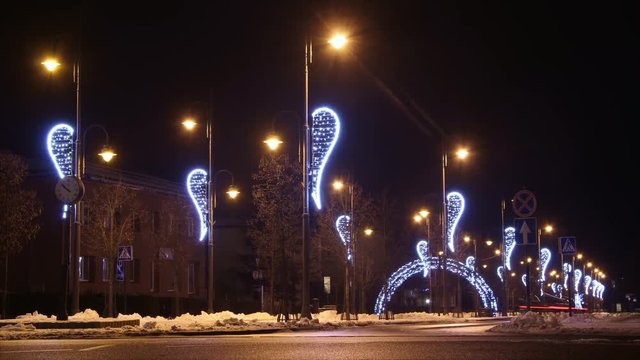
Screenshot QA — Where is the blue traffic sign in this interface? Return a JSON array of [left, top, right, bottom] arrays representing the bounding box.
[[118, 245, 133, 261], [514, 217, 537, 245], [559, 236, 577, 255]]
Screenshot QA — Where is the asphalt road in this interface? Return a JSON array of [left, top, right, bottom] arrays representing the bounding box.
[[1, 322, 638, 359]]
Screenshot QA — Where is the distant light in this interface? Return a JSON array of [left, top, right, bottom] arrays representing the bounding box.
[[419, 209, 430, 218], [485, 240, 493, 246], [425, 298, 431, 304], [455, 148, 469, 159], [464, 235, 471, 243], [494, 249, 501, 256], [577, 253, 583, 260], [482, 264, 488, 269], [587, 262, 593, 268], [42, 58, 61, 72], [98, 145, 117, 162], [182, 118, 197, 131], [544, 225, 553, 233], [364, 228, 373, 236], [226, 185, 240, 199], [332, 180, 345, 191], [438, 251, 444, 256], [511, 272, 516, 277], [526, 257, 532, 263], [413, 214, 422, 223], [263, 134, 283, 151], [328, 34, 348, 49]]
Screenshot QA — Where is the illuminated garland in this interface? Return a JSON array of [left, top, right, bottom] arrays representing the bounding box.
[[446, 192, 465, 253], [521, 274, 527, 287], [47, 123, 75, 218], [465, 256, 475, 270], [310, 107, 340, 210], [47, 124, 74, 179], [504, 227, 516, 270], [186, 169, 209, 241], [563, 263, 571, 289], [539, 248, 551, 296], [583, 275, 592, 295], [497, 266, 504, 283], [574, 269, 583, 308], [374, 240, 497, 315], [335, 215, 353, 262]]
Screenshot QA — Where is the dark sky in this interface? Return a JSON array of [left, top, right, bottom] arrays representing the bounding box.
[[1, 2, 637, 293]]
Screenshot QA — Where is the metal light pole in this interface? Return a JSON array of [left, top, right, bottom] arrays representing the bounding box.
[[300, 36, 312, 319], [209, 169, 239, 313], [71, 59, 82, 315], [441, 142, 448, 315], [206, 100, 214, 313], [501, 200, 508, 316]]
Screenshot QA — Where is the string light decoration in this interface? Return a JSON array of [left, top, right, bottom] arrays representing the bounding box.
[[310, 107, 340, 210], [538, 248, 551, 295], [465, 256, 475, 270], [47, 123, 75, 218], [446, 192, 465, 253], [521, 274, 527, 287], [574, 269, 583, 308], [583, 275, 592, 295], [335, 215, 352, 262], [186, 169, 209, 241], [497, 266, 504, 283], [47, 124, 74, 179], [374, 240, 497, 315], [551, 283, 558, 294], [504, 227, 516, 270], [563, 263, 571, 289]]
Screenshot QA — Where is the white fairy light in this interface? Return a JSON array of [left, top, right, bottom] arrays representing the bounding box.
[[310, 107, 340, 210], [186, 169, 208, 241], [446, 192, 465, 253], [335, 215, 352, 262], [504, 227, 516, 271]]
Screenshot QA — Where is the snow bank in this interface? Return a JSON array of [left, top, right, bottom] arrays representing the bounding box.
[[490, 311, 640, 335]]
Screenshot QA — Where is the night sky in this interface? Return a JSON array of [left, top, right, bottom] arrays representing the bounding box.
[[1, 2, 637, 293]]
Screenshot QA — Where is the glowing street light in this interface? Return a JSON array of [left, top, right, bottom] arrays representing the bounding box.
[[42, 58, 61, 72], [328, 34, 348, 49], [182, 118, 197, 131], [364, 227, 373, 236]]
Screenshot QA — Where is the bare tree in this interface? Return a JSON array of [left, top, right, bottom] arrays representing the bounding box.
[[248, 153, 301, 316], [0, 153, 41, 318], [83, 182, 137, 317]]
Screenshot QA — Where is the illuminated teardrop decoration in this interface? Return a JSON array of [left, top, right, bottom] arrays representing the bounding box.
[[446, 192, 465, 253], [310, 107, 341, 210], [187, 169, 209, 241], [335, 215, 352, 262], [47, 124, 74, 179]]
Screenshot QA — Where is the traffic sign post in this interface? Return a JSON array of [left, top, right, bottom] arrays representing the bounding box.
[[118, 245, 133, 261], [559, 237, 577, 255], [514, 217, 537, 245], [558, 237, 577, 317], [512, 190, 537, 217]]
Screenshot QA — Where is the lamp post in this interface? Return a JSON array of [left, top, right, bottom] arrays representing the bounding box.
[[440, 144, 469, 314], [414, 209, 431, 312], [333, 179, 355, 320], [42, 56, 84, 316], [181, 93, 236, 313]]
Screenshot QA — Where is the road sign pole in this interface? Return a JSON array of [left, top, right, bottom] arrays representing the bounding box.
[[525, 245, 530, 310]]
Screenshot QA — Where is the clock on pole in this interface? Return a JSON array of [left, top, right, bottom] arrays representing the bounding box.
[[54, 175, 85, 205]]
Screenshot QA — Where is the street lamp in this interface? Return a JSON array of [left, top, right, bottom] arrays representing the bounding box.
[[261, 33, 348, 319], [182, 97, 238, 313], [333, 178, 356, 320], [42, 55, 84, 316], [440, 144, 470, 314]]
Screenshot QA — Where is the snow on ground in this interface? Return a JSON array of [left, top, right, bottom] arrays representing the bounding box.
[[490, 311, 640, 335], [1, 308, 639, 340]]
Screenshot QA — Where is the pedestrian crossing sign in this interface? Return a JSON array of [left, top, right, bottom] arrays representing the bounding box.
[[559, 237, 577, 255], [118, 245, 133, 261]]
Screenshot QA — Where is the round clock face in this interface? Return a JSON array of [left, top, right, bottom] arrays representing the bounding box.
[[55, 176, 85, 205]]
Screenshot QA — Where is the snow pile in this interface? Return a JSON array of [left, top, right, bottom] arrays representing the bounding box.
[[15, 311, 56, 322], [491, 311, 640, 335]]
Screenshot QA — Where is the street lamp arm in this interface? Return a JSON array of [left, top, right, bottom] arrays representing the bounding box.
[[81, 124, 111, 176]]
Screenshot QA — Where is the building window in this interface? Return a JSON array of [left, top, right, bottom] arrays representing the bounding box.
[[127, 259, 139, 283], [186, 217, 194, 237], [79, 256, 92, 282], [187, 263, 196, 294], [150, 260, 159, 292], [102, 258, 110, 282], [168, 272, 177, 292], [152, 211, 160, 233], [132, 212, 141, 233]]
